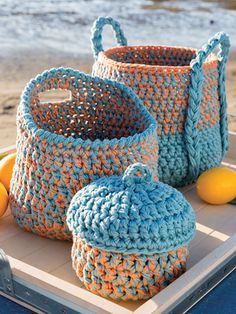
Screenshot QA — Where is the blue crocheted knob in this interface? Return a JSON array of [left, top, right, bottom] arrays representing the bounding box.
[[67, 163, 196, 254], [122, 163, 152, 187]]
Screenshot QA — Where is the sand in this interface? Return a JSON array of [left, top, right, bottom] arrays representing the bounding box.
[[0, 51, 235, 148]]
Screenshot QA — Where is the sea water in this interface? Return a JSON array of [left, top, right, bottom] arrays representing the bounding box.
[[0, 0, 235, 57]]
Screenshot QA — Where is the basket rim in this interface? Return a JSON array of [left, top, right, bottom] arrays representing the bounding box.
[[19, 67, 157, 149], [98, 45, 219, 73]]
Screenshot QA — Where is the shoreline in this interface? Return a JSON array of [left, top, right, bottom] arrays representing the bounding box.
[[0, 50, 235, 147], [0, 52, 93, 147]]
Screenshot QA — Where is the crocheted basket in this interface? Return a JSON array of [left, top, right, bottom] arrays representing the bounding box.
[[9, 68, 158, 240], [91, 17, 231, 186], [67, 163, 196, 300]]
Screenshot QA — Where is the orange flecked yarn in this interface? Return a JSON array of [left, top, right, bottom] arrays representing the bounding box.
[[67, 163, 195, 300], [91, 17, 230, 186], [72, 237, 188, 301], [9, 68, 158, 240], [96, 45, 219, 133]]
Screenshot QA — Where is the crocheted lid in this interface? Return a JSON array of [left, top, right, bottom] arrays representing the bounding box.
[[67, 163, 196, 254]]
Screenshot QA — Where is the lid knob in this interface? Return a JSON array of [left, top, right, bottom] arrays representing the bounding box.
[[122, 163, 153, 187]]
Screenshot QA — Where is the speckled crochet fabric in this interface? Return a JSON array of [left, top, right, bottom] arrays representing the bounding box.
[[72, 238, 188, 301], [67, 163, 196, 300], [9, 68, 158, 240], [91, 17, 230, 186]]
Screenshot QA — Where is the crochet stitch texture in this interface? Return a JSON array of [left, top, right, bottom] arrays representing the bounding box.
[[67, 163, 196, 300], [91, 17, 230, 186], [72, 238, 188, 300], [9, 68, 158, 240], [67, 163, 196, 254]]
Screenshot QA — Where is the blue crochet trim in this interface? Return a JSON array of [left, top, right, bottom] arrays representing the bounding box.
[[91, 16, 128, 58], [67, 163, 196, 254], [186, 32, 230, 181], [20, 67, 157, 149]]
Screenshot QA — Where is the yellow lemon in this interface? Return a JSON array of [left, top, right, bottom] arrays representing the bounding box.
[[0, 152, 16, 192], [0, 182, 8, 218], [196, 167, 236, 205]]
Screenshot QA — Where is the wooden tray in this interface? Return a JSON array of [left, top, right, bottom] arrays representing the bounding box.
[[0, 133, 236, 314]]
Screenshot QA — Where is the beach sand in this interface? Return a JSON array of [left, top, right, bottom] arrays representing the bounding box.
[[0, 51, 235, 148]]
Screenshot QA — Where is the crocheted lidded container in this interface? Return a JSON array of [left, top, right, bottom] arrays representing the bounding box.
[[67, 163, 196, 300], [9, 68, 158, 240], [91, 17, 230, 187]]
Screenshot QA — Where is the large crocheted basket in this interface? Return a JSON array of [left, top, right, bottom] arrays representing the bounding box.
[[9, 68, 158, 240], [67, 163, 196, 300], [91, 17, 230, 187]]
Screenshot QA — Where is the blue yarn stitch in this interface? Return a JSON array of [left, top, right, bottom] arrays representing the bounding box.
[[186, 32, 230, 181], [158, 123, 223, 186], [67, 163, 196, 254], [91, 16, 128, 58], [91, 17, 230, 186]]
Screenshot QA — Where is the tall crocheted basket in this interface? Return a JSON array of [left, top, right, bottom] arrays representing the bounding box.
[[91, 16, 231, 187], [67, 163, 196, 300], [9, 68, 158, 240]]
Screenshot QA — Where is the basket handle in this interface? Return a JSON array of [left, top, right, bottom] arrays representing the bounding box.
[[24, 68, 84, 105], [185, 32, 230, 181], [91, 16, 128, 59]]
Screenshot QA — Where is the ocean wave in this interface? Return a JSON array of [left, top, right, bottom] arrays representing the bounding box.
[[0, 0, 235, 57]]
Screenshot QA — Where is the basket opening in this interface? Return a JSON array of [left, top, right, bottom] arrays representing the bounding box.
[[106, 46, 198, 67], [39, 90, 71, 103], [30, 78, 149, 141]]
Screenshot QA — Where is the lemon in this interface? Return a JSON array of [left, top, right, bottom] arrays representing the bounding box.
[[196, 167, 236, 205], [0, 152, 16, 192], [0, 182, 8, 218]]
